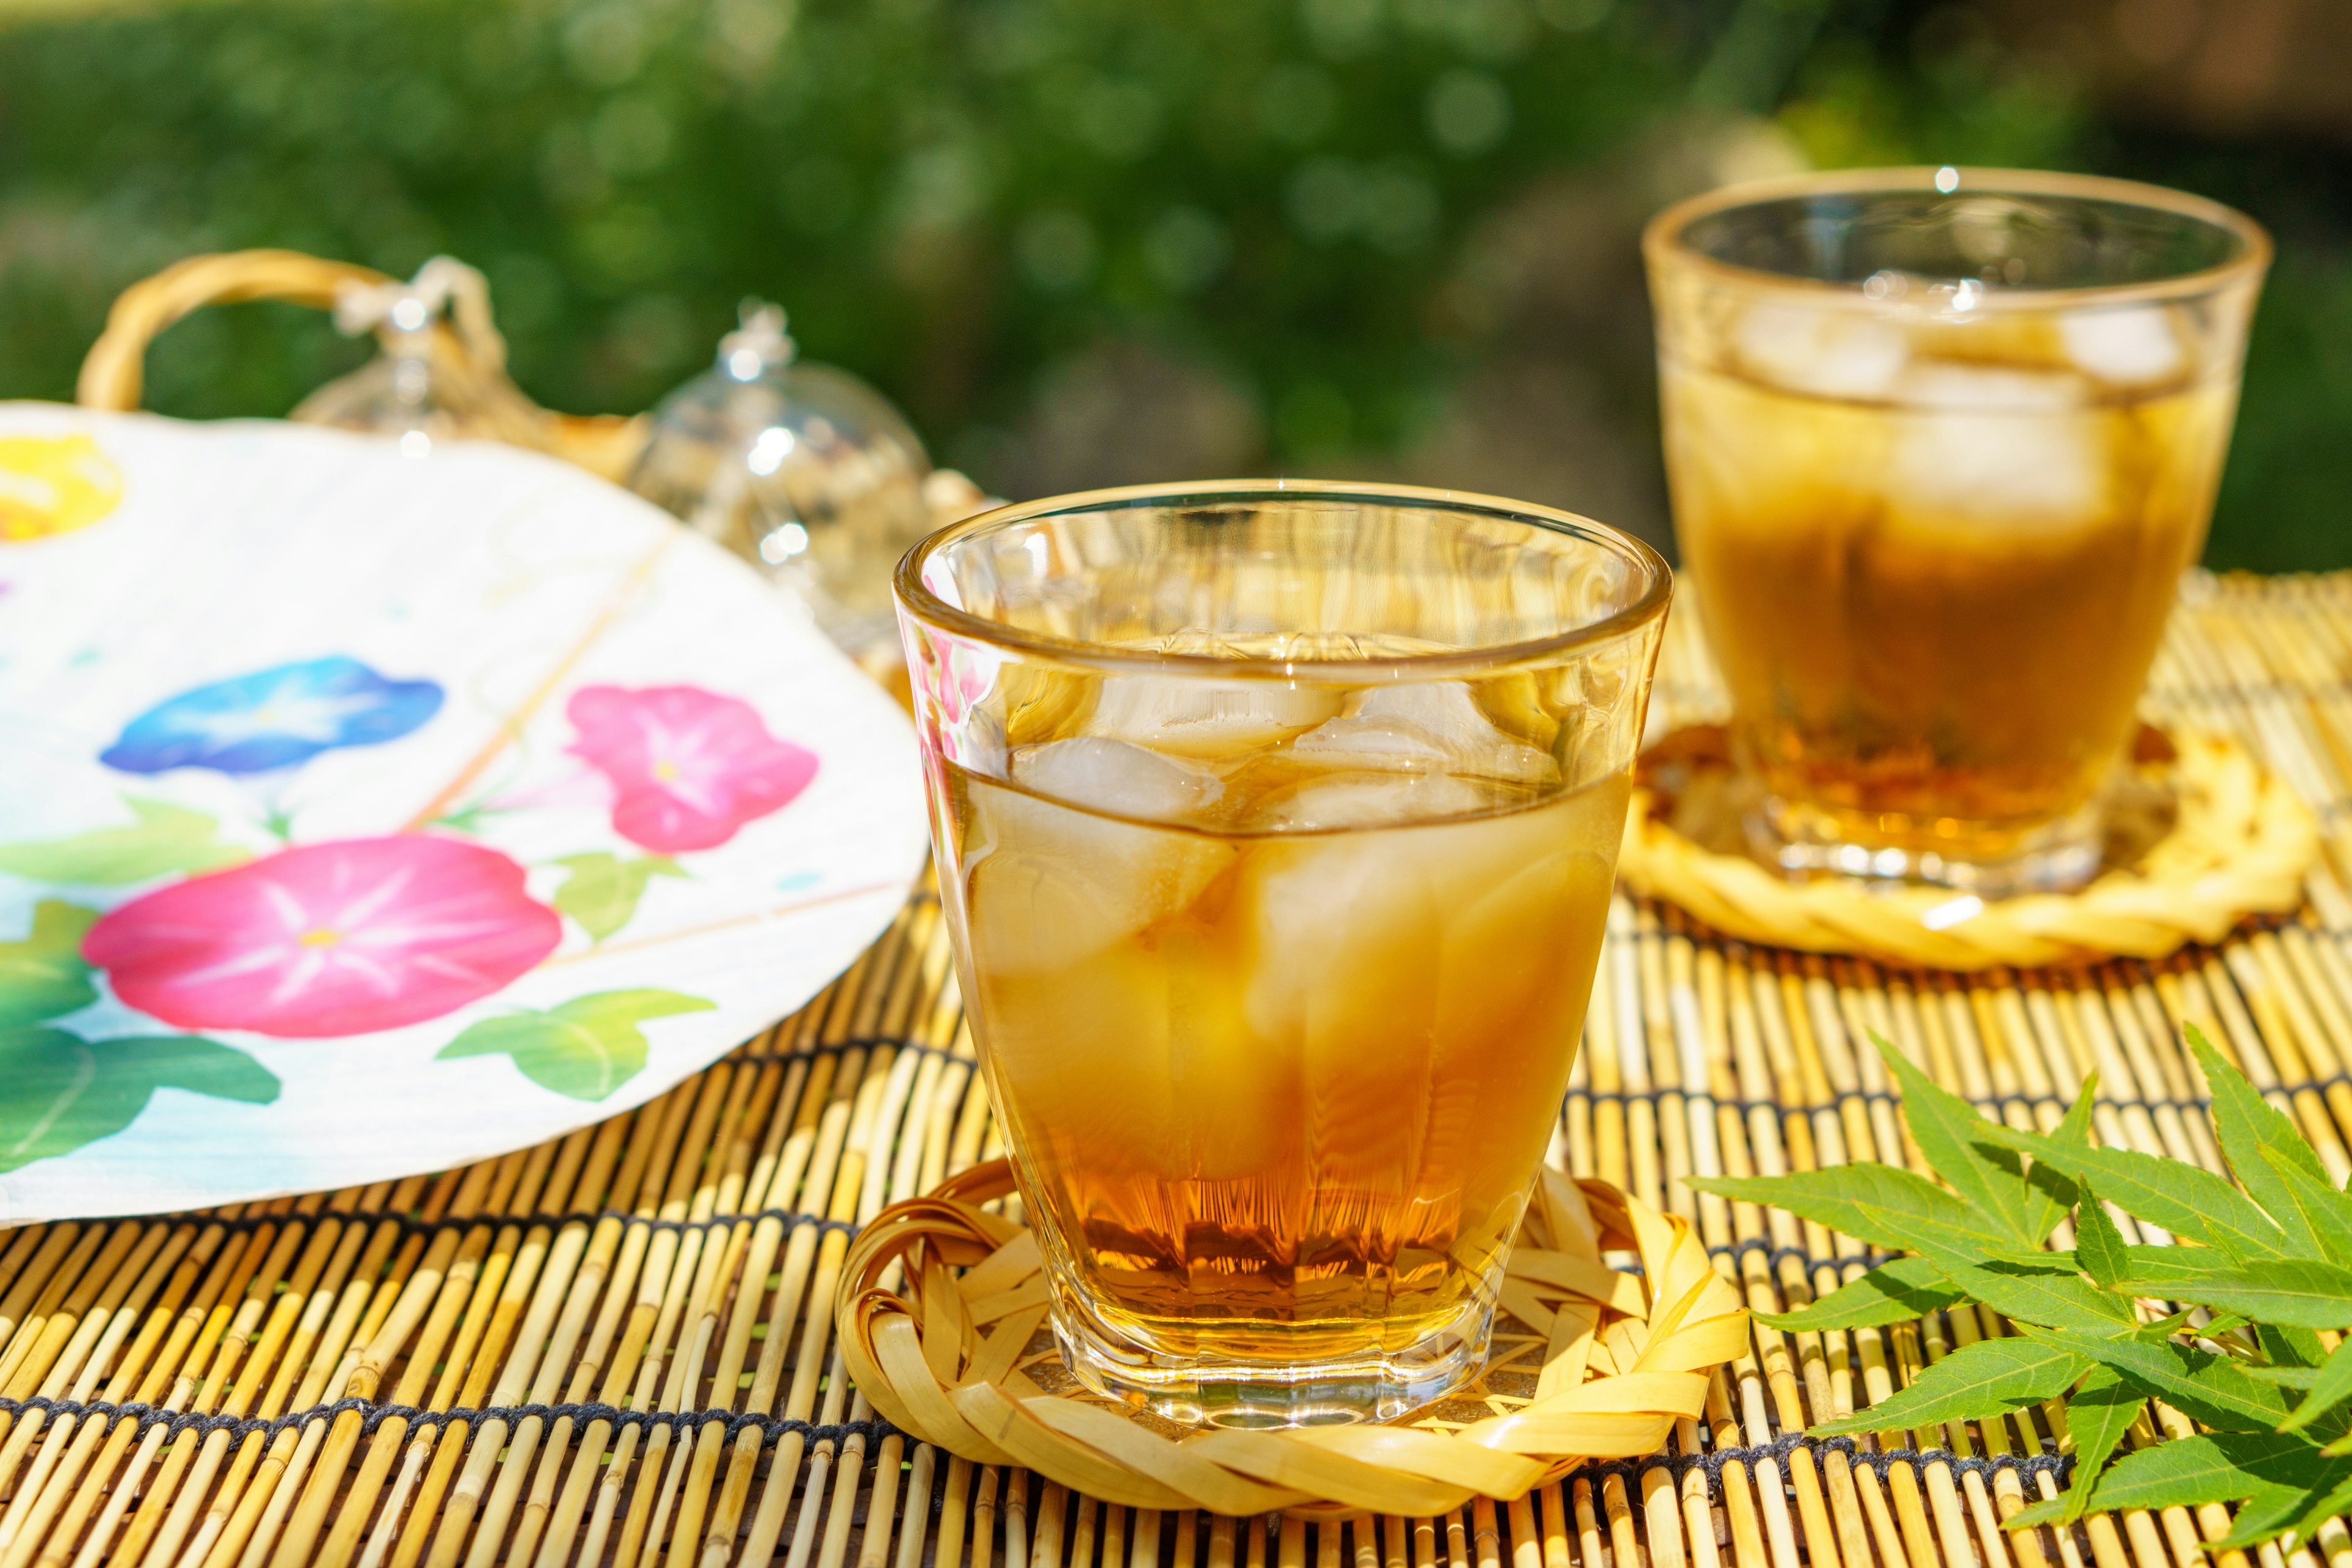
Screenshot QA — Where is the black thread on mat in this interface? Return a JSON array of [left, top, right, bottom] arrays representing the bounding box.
[[0, 1395, 899, 1450], [730, 1038, 966, 1069], [139, 1204, 862, 1248], [1574, 1430, 2071, 1490], [1567, 1085, 2218, 1118], [1704, 1239, 1899, 1272]]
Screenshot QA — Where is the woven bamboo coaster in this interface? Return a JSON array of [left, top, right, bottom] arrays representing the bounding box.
[[835, 1157, 1749, 1518], [1616, 722, 2317, 970]]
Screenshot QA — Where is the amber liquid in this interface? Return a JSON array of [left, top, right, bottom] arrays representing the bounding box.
[[934, 682, 1626, 1379], [1664, 358, 2233, 861]]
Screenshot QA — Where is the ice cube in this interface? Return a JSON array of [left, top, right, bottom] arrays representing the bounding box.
[[2059, 306, 2184, 386], [964, 754, 1237, 975], [1245, 770, 1494, 833], [1235, 794, 1618, 1147], [1885, 364, 2103, 525], [1012, 736, 1225, 823], [1287, 682, 1558, 784], [1735, 304, 1909, 400], [1084, 675, 1343, 760]]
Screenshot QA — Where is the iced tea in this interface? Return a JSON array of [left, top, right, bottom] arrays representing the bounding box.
[[1648, 170, 2266, 891], [899, 484, 1667, 1424]]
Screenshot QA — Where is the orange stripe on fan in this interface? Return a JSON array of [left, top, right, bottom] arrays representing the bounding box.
[[403, 531, 677, 833], [535, 880, 908, 965]]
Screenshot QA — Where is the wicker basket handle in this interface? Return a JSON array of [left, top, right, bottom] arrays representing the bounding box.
[[77, 250, 396, 412], [75, 248, 648, 482]]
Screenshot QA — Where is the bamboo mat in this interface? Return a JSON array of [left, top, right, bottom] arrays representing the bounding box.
[[6, 570, 2352, 1568]]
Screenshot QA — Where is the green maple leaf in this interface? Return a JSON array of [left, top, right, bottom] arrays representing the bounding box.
[[2190, 1025, 2334, 1261], [1685, 1163, 2013, 1257], [2074, 1180, 2131, 1289], [0, 902, 101, 1028], [438, 989, 715, 1101], [1756, 1256, 1967, 1332], [1973, 1118, 2290, 1264], [0, 799, 247, 886], [1872, 1036, 2051, 1247], [551, 853, 688, 943], [1811, 1335, 2089, 1439], [2057, 1367, 2147, 1523], [2283, 1338, 2352, 1434], [2007, 1433, 2331, 1533], [0, 1027, 279, 1172], [2021, 1327, 2292, 1433]]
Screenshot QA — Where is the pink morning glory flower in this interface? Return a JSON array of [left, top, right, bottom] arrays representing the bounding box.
[[565, 684, 818, 853], [83, 835, 561, 1038]]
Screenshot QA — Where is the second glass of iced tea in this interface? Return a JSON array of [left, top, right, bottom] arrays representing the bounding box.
[[897, 482, 1667, 1426], [1648, 168, 2266, 893]]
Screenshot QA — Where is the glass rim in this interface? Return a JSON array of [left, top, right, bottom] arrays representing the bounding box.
[[1643, 165, 2272, 312], [894, 477, 1673, 682]]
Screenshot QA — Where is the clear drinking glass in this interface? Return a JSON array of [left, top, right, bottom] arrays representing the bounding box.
[[1646, 168, 2267, 894], [895, 481, 1668, 1427]]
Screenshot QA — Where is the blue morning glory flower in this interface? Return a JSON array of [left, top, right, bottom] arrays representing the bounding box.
[[101, 657, 445, 776]]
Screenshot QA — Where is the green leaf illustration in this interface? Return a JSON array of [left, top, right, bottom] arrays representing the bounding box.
[[2191, 1025, 2333, 1260], [0, 1026, 279, 1173], [1755, 1256, 1966, 1332], [2060, 1367, 2148, 1523], [0, 799, 247, 886], [438, 989, 715, 1101], [551, 853, 688, 943], [0, 902, 101, 1027], [1811, 1335, 2089, 1439]]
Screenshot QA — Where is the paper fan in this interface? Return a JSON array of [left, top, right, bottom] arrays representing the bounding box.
[[0, 405, 929, 1223]]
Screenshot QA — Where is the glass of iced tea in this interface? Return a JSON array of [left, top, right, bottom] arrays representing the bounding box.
[[1647, 168, 2267, 894], [895, 482, 1668, 1426]]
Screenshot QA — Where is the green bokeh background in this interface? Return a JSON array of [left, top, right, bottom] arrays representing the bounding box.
[[0, 0, 2342, 567]]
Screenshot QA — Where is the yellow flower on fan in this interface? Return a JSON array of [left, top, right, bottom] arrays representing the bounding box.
[[0, 434, 124, 541]]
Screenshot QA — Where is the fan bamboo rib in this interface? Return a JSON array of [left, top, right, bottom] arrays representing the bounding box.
[[0, 571, 2346, 1568]]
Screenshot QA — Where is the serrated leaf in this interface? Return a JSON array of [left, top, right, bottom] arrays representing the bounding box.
[[2259, 1145, 2352, 1270], [2012, 1433, 2333, 1528], [2061, 1366, 2147, 1521], [2282, 1339, 2352, 1434], [2127, 1260, 2352, 1329], [1756, 1256, 1967, 1332], [1687, 1166, 2016, 1257], [2189, 1025, 2331, 1260], [1811, 1336, 2089, 1438], [1872, 1033, 2043, 1247], [1924, 1254, 2138, 1333], [2026, 1327, 2293, 1433], [0, 799, 248, 886], [0, 901, 100, 1027], [2020, 1078, 2096, 1242], [2120, 1245, 2240, 1291], [439, 988, 715, 1101], [0, 1025, 279, 1172], [1975, 1121, 2290, 1264], [551, 853, 687, 943], [2075, 1180, 2130, 1289]]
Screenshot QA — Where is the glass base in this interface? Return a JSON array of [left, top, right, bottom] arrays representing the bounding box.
[[1048, 1280, 1494, 1428], [1747, 792, 2105, 898]]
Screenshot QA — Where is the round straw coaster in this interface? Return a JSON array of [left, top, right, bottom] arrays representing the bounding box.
[[1616, 722, 2317, 971], [837, 1159, 1750, 1518]]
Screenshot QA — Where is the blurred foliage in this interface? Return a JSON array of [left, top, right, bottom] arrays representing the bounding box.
[[0, 0, 2343, 567]]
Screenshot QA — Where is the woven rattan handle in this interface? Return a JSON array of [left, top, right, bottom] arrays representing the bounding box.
[[76, 248, 647, 482], [77, 250, 396, 412]]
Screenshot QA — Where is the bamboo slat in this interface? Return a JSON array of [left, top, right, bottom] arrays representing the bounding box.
[[4, 568, 2350, 1568]]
